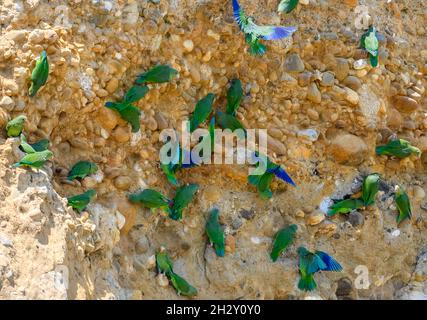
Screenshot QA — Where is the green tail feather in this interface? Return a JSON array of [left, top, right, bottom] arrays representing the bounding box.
[[298, 274, 317, 291], [215, 245, 225, 257], [370, 54, 378, 67]]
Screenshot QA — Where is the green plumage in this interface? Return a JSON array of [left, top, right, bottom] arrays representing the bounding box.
[[394, 186, 412, 225], [124, 85, 149, 104], [376, 139, 421, 158], [136, 65, 178, 84], [189, 93, 215, 132], [105, 101, 141, 133], [216, 110, 246, 137], [226, 79, 243, 116], [19, 134, 49, 154], [156, 250, 174, 275], [328, 198, 364, 216], [360, 27, 379, 67], [160, 163, 179, 187], [169, 272, 198, 297], [128, 189, 170, 211], [205, 208, 225, 257], [298, 247, 324, 291], [13, 149, 53, 168], [6, 115, 26, 137], [278, 0, 299, 13], [67, 189, 96, 213], [67, 161, 98, 181], [29, 51, 49, 97], [169, 184, 199, 220], [270, 224, 297, 262], [209, 117, 215, 152], [362, 173, 380, 206]]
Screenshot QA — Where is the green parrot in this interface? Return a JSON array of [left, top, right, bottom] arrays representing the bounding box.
[[376, 139, 421, 159], [123, 85, 149, 104], [215, 110, 246, 137], [67, 189, 96, 213], [270, 224, 297, 262], [362, 173, 380, 206], [29, 51, 49, 97], [6, 115, 26, 137], [105, 101, 141, 133], [128, 189, 171, 212], [394, 186, 412, 225], [297, 247, 342, 291], [13, 149, 53, 168], [327, 198, 364, 216], [135, 65, 178, 84], [278, 0, 299, 13], [19, 134, 49, 154], [360, 26, 379, 67], [160, 163, 180, 187], [226, 79, 243, 116], [169, 271, 198, 297], [205, 208, 225, 257], [189, 93, 215, 133], [67, 161, 98, 181], [168, 184, 199, 220], [156, 250, 174, 275]]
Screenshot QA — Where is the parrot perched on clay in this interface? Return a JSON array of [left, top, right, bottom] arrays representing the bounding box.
[[361, 173, 380, 206], [205, 208, 225, 257], [156, 249, 174, 275], [67, 161, 98, 181], [13, 149, 53, 168], [216, 110, 246, 137], [297, 247, 342, 291], [67, 189, 96, 213], [123, 85, 149, 104], [129, 189, 171, 212], [232, 0, 297, 55], [168, 184, 199, 221], [29, 51, 49, 97], [376, 139, 421, 159], [189, 93, 215, 133], [19, 134, 49, 153], [394, 185, 412, 225], [270, 224, 297, 262], [6, 115, 26, 137], [226, 79, 243, 116], [360, 26, 379, 67], [278, 0, 299, 14], [327, 198, 364, 216], [136, 65, 178, 84], [169, 271, 198, 297]]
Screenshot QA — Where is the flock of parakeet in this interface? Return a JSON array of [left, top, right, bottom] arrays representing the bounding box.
[[3, 0, 419, 297]]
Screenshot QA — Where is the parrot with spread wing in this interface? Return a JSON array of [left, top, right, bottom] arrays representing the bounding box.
[[67, 189, 96, 213], [376, 139, 421, 159], [136, 65, 178, 84], [362, 173, 380, 206], [298, 247, 342, 291], [13, 149, 53, 168], [394, 185, 412, 225], [29, 51, 49, 97], [205, 208, 225, 257], [360, 26, 379, 67], [232, 0, 297, 55], [67, 161, 98, 181], [270, 224, 297, 262], [6, 115, 26, 137]]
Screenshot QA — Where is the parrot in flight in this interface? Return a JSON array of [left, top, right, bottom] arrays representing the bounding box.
[[67, 161, 98, 181], [226, 79, 243, 116], [19, 134, 49, 153], [205, 208, 225, 257], [13, 149, 53, 168], [6, 115, 26, 137], [278, 0, 299, 14], [298, 247, 342, 291], [394, 185, 412, 225], [189, 93, 215, 133], [67, 189, 96, 213], [105, 85, 148, 133], [136, 64, 178, 84], [361, 173, 380, 206], [376, 139, 421, 159], [29, 51, 49, 97], [232, 0, 297, 55], [270, 224, 297, 262], [327, 198, 364, 216], [360, 26, 379, 67]]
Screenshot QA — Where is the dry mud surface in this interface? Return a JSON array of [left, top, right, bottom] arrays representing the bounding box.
[[0, 0, 426, 299]]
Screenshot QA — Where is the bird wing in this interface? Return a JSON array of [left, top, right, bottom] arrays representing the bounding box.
[[246, 20, 297, 40], [315, 251, 343, 272]]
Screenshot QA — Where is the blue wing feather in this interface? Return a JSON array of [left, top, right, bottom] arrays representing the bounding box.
[[273, 166, 296, 187], [232, 0, 243, 26], [261, 26, 297, 40], [316, 251, 343, 272], [307, 255, 327, 274]]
